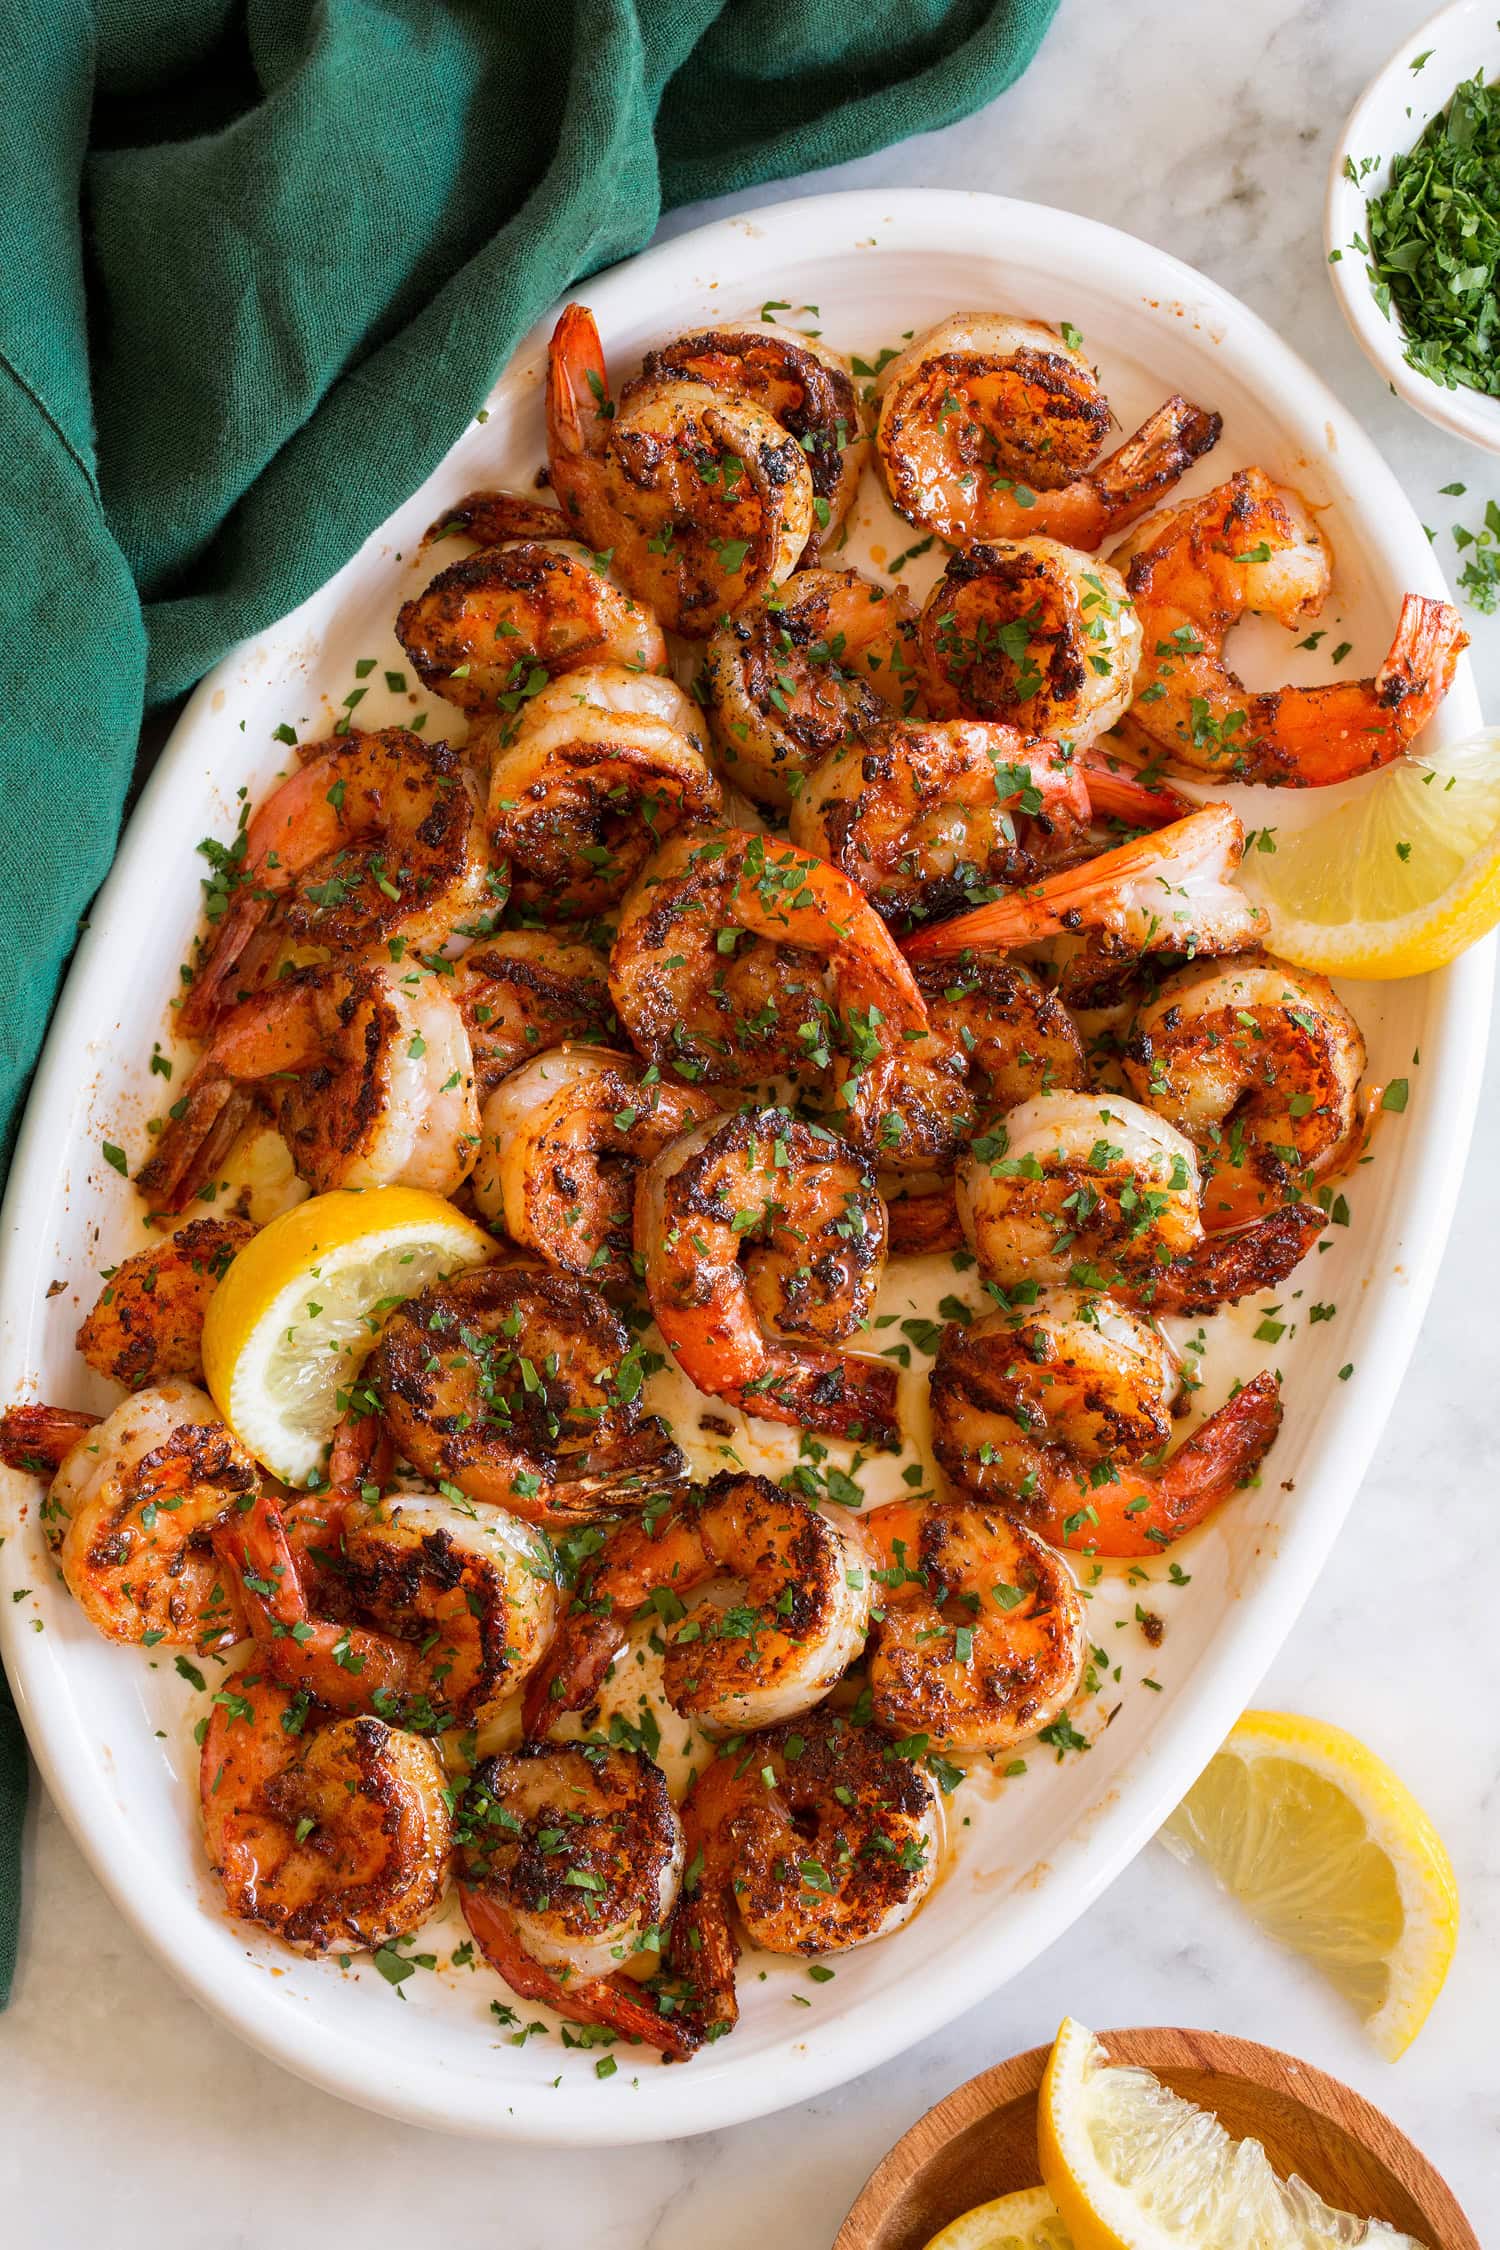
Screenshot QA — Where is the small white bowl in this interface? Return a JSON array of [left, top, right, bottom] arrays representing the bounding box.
[[1326, 0, 1500, 452]]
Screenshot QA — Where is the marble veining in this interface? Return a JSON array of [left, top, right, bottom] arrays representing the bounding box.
[[3, 2, 1497, 2241]]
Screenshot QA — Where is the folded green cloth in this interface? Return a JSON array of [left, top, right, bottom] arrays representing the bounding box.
[[0, 0, 1057, 2006]]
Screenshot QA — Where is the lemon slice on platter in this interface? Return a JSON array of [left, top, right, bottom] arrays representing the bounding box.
[[1037, 2017, 1428, 2250], [201, 1186, 494, 1484], [1240, 727, 1500, 978], [1160, 1711, 1458, 2062], [922, 2186, 1073, 2250]]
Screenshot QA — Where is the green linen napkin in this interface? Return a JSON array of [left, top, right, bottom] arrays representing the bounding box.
[[0, 0, 1058, 2006]]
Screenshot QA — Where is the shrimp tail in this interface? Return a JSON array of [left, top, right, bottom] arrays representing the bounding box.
[[1042, 1369, 1282, 1556], [546, 304, 611, 498], [459, 1883, 702, 2059], [1120, 1204, 1327, 1316], [1092, 396, 1222, 536], [520, 1612, 626, 1740], [663, 1868, 740, 2045], [136, 1069, 258, 1213], [886, 1189, 964, 1257], [899, 820, 1178, 959], [734, 1347, 901, 1450], [420, 489, 564, 550], [1378, 594, 1468, 746], [328, 1409, 394, 1495], [0, 1403, 100, 1471], [1081, 749, 1194, 830], [177, 887, 272, 1038]]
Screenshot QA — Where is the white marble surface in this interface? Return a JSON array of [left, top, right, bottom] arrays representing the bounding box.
[[4, 1, 1499, 2241]]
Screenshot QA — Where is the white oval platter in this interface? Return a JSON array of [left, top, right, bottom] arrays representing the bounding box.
[[0, 190, 1489, 2143]]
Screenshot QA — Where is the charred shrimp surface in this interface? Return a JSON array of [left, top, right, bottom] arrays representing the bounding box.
[[451, 930, 619, 1098], [919, 537, 1141, 744]]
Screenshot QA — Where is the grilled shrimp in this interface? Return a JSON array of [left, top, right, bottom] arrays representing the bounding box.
[[638, 1109, 899, 1446], [954, 1085, 1321, 1309], [470, 1046, 719, 1293], [787, 719, 1091, 926], [180, 728, 493, 1036], [522, 1471, 872, 1737], [422, 490, 567, 549], [456, 1745, 696, 2058], [700, 569, 921, 810], [1115, 469, 1467, 785], [546, 304, 814, 635], [887, 962, 1087, 1255], [217, 1484, 558, 1729], [1124, 957, 1366, 1226], [609, 827, 971, 1163], [2, 1381, 254, 1648], [630, 322, 869, 560], [919, 538, 1141, 744], [138, 960, 479, 1211], [200, 1675, 452, 1954], [901, 803, 1271, 992], [930, 1291, 1283, 1555], [75, 1216, 254, 1389], [863, 1497, 1086, 1752], [368, 1263, 684, 1522], [875, 313, 1220, 549], [481, 665, 722, 916], [450, 930, 618, 1097], [666, 1713, 942, 2042], [396, 516, 667, 709]]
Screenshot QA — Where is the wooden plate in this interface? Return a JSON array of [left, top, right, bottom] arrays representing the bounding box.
[[833, 2028, 1479, 2250]]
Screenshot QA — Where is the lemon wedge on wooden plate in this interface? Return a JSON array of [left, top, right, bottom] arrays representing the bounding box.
[[1160, 1711, 1458, 2061], [1037, 2018, 1428, 2250], [922, 2186, 1073, 2250], [1240, 728, 1500, 978], [201, 1185, 494, 1484]]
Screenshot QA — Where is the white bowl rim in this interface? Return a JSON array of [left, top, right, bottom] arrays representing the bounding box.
[[0, 184, 1490, 2144], [1324, 0, 1500, 450]]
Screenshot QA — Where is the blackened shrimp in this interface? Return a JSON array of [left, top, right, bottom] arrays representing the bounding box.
[[368, 1263, 685, 1522], [396, 519, 667, 709], [217, 1485, 557, 1729], [180, 728, 493, 1036], [456, 1745, 696, 2058], [608, 827, 971, 1164], [886, 962, 1087, 1255], [200, 1676, 451, 1954], [546, 304, 814, 635], [138, 960, 479, 1210], [876, 314, 1220, 549], [75, 1216, 254, 1390], [787, 719, 1090, 926], [919, 538, 1141, 744], [630, 322, 869, 560], [1115, 469, 1466, 785], [901, 803, 1271, 984], [930, 1291, 1283, 1556], [481, 665, 722, 916], [470, 1046, 719, 1293], [700, 569, 921, 810], [1124, 956, 1366, 1227], [862, 1497, 1086, 1752], [666, 1713, 941, 2043], [450, 930, 619, 1097], [522, 1472, 871, 1737], [0, 1380, 253, 1648], [637, 1109, 899, 1446]]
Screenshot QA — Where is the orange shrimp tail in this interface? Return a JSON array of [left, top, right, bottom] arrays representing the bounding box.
[[736, 1347, 901, 1450], [1376, 594, 1467, 750], [1091, 396, 1223, 539], [1041, 1369, 1282, 1557], [1244, 594, 1469, 788], [0, 1403, 100, 1471], [177, 886, 272, 1038], [420, 489, 565, 550], [546, 303, 611, 503], [887, 1189, 963, 1257], [459, 1884, 702, 2059], [136, 1068, 258, 1213], [520, 1612, 626, 1740], [664, 1860, 740, 2045], [328, 1409, 394, 1495], [900, 815, 1184, 961], [1081, 749, 1194, 829], [1121, 1205, 1327, 1316]]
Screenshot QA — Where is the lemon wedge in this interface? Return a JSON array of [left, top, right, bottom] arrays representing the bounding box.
[[922, 2186, 1073, 2250], [1160, 1711, 1458, 2061], [1240, 728, 1500, 978], [201, 1186, 494, 1484], [1038, 2017, 1428, 2250]]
